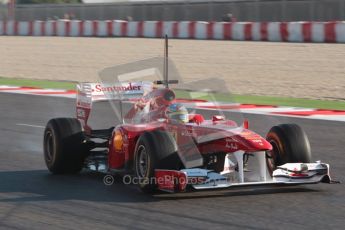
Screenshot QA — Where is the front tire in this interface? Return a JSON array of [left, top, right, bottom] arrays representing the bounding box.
[[134, 130, 181, 193], [44, 118, 87, 174], [266, 124, 311, 175]]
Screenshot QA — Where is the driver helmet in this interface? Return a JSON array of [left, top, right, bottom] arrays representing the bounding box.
[[166, 103, 189, 123]]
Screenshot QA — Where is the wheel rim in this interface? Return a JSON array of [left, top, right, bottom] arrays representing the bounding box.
[[44, 131, 54, 162], [136, 145, 148, 178], [266, 140, 280, 174]]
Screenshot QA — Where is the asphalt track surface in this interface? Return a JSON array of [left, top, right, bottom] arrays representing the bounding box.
[[0, 92, 344, 230]]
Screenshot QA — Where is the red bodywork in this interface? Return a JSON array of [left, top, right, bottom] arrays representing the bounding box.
[[107, 87, 272, 171]]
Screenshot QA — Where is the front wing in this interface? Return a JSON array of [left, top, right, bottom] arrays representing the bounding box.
[[154, 162, 333, 193]]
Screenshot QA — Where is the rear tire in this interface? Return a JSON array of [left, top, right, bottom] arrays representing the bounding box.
[[134, 130, 181, 193], [43, 118, 87, 174], [266, 124, 311, 175]]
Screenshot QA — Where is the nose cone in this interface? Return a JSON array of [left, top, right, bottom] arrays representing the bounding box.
[[237, 130, 272, 151]]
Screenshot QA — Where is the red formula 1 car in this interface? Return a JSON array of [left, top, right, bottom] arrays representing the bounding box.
[[43, 80, 334, 193], [43, 40, 334, 194]]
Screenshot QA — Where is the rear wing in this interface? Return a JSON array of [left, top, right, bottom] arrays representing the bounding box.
[[76, 81, 153, 131]]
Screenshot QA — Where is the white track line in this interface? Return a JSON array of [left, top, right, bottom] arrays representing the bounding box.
[[16, 123, 45, 128]]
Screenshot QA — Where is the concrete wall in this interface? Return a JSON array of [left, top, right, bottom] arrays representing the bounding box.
[[2, 0, 345, 22]]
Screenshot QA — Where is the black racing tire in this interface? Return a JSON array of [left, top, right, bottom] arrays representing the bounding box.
[[43, 118, 87, 174], [266, 124, 311, 175], [133, 130, 181, 193]]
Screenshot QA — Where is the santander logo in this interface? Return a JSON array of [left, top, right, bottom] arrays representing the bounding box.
[[93, 83, 142, 93]]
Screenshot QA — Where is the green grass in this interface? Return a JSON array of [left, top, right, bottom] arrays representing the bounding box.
[[174, 90, 345, 110], [232, 95, 345, 110], [1, 77, 344, 110], [0, 77, 76, 90]]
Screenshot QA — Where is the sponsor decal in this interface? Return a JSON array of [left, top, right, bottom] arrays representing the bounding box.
[[252, 139, 264, 146], [241, 131, 262, 141], [83, 81, 153, 100], [225, 138, 238, 150], [181, 128, 194, 137], [93, 82, 142, 93]]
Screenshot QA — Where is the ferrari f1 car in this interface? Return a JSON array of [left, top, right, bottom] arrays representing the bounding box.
[[43, 39, 334, 194]]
